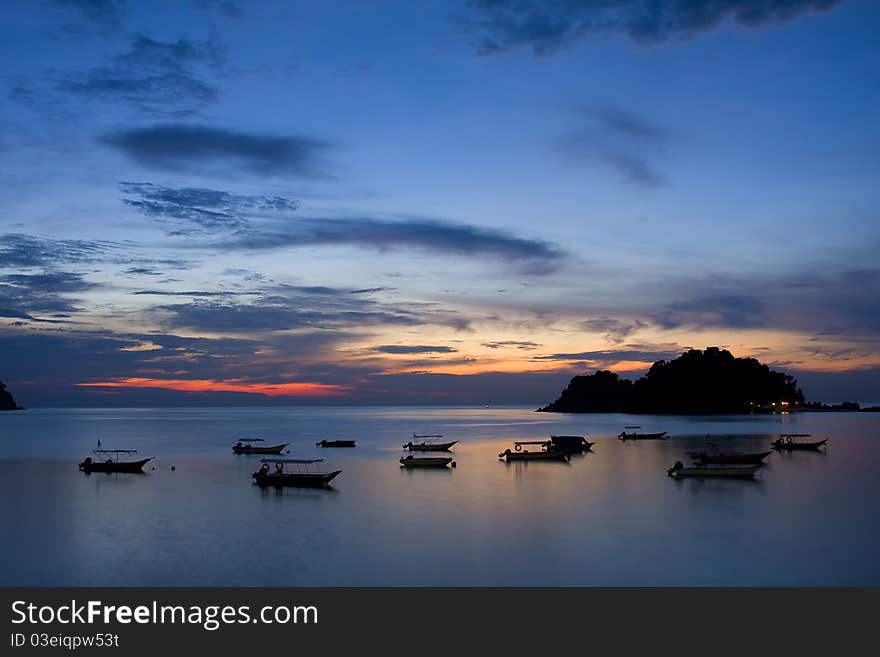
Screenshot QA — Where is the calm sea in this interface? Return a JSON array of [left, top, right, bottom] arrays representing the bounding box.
[[1, 406, 878, 586]]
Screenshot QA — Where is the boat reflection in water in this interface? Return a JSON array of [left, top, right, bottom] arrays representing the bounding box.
[[667, 460, 761, 479], [400, 455, 455, 468]]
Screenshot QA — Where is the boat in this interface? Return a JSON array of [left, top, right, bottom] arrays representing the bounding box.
[[79, 449, 153, 474], [499, 441, 571, 462], [399, 455, 455, 468], [252, 458, 341, 488], [549, 435, 594, 453], [618, 426, 668, 441], [667, 461, 760, 478], [687, 449, 772, 465], [232, 439, 289, 454], [316, 440, 357, 448], [771, 434, 827, 451], [403, 434, 458, 451]]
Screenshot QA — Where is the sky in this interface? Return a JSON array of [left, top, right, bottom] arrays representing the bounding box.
[[1, 0, 878, 406]]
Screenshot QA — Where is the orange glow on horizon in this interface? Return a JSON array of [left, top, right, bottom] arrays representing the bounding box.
[[77, 377, 350, 397]]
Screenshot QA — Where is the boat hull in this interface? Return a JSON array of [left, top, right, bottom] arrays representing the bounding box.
[[253, 470, 341, 488], [619, 432, 668, 441], [317, 440, 356, 448], [403, 441, 458, 452], [670, 465, 760, 478], [79, 457, 153, 473], [690, 450, 772, 465], [233, 443, 288, 454], [400, 456, 454, 468], [550, 436, 594, 453]]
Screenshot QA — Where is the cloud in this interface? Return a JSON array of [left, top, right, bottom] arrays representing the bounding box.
[[101, 125, 331, 177], [47, 0, 126, 28], [120, 182, 299, 234], [654, 295, 768, 329], [132, 289, 261, 297], [124, 266, 163, 276], [194, 0, 243, 18], [531, 348, 681, 365], [211, 215, 566, 274], [371, 345, 458, 354], [154, 288, 424, 333], [116, 182, 561, 272], [557, 106, 669, 186], [463, 0, 841, 56], [0, 234, 115, 267], [0, 271, 96, 320], [482, 340, 540, 350], [58, 36, 223, 114], [78, 377, 348, 397], [581, 316, 647, 342]]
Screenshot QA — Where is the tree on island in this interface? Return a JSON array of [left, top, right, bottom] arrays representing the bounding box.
[[539, 347, 804, 414], [0, 381, 24, 411]]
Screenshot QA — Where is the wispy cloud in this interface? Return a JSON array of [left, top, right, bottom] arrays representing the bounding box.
[[463, 0, 841, 56], [371, 345, 458, 354], [557, 106, 669, 186], [211, 215, 566, 275], [482, 340, 540, 350], [120, 181, 299, 234], [0, 234, 116, 267], [47, 0, 127, 29], [59, 36, 223, 114]]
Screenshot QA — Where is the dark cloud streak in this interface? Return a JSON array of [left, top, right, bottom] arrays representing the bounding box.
[[464, 0, 841, 56], [102, 125, 331, 177]]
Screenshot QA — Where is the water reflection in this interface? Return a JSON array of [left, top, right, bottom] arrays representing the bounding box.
[[0, 407, 877, 585]]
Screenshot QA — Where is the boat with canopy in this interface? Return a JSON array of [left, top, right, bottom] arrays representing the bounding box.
[[79, 449, 153, 473], [618, 426, 668, 441], [771, 434, 828, 451], [498, 440, 571, 462], [232, 438, 289, 455], [252, 458, 341, 488], [403, 434, 458, 451]]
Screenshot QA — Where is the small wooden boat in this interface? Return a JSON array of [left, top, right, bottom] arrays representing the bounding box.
[[550, 435, 594, 453], [399, 455, 455, 468], [403, 434, 458, 451], [79, 449, 153, 474], [618, 426, 668, 441], [771, 434, 827, 451], [499, 441, 571, 462], [667, 461, 760, 478], [316, 440, 357, 448], [688, 450, 772, 465], [253, 458, 341, 488], [233, 439, 289, 454]]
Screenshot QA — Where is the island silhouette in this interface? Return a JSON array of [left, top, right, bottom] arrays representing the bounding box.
[[538, 347, 805, 414], [0, 381, 24, 411]]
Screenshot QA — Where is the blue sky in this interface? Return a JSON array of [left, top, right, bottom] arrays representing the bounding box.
[[1, 0, 878, 405]]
